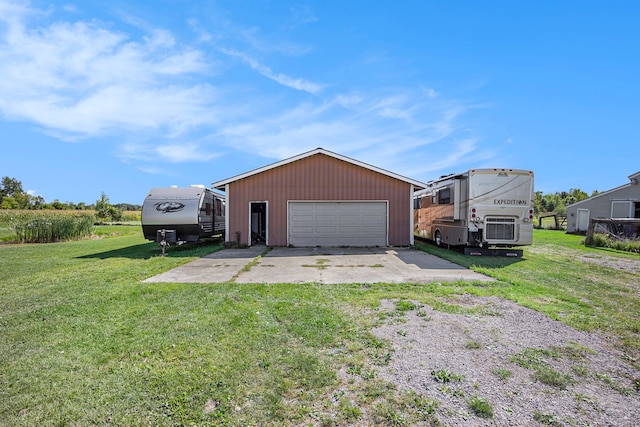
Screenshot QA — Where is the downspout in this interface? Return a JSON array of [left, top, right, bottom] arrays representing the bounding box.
[[410, 184, 415, 246], [224, 184, 230, 243]]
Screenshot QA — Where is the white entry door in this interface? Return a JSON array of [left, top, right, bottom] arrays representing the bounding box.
[[576, 209, 590, 232]]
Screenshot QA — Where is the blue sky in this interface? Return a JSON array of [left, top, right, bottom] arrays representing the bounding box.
[[1, 0, 638, 205]]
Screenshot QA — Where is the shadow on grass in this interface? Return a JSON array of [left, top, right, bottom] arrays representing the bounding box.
[[78, 241, 223, 260], [415, 242, 524, 270]]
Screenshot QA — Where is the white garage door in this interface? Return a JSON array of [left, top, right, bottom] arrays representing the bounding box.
[[288, 201, 387, 247]]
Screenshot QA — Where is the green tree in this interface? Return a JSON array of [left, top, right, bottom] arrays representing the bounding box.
[[0, 196, 19, 209], [534, 188, 593, 217], [1, 177, 33, 209], [32, 195, 46, 209], [51, 200, 66, 210], [1, 176, 24, 197], [95, 192, 123, 222], [96, 192, 111, 220]]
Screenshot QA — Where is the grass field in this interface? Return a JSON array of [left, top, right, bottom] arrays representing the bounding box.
[[1, 228, 638, 426]]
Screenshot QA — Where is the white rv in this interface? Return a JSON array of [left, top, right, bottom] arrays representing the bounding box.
[[414, 169, 534, 255], [142, 186, 225, 247]]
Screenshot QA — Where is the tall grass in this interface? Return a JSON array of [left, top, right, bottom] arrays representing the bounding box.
[[585, 233, 640, 253], [8, 212, 95, 243]]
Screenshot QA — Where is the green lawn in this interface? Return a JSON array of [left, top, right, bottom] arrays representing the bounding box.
[[0, 228, 638, 426]]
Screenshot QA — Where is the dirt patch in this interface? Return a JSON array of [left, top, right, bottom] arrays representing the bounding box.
[[528, 245, 640, 274], [575, 254, 640, 274], [372, 296, 640, 426]]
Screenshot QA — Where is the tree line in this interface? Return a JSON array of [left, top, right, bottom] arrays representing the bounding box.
[[2, 175, 599, 218], [533, 188, 599, 217], [0, 176, 141, 211]]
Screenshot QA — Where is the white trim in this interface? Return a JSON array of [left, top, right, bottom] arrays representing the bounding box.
[[212, 147, 428, 190], [386, 200, 390, 246], [611, 200, 633, 218]]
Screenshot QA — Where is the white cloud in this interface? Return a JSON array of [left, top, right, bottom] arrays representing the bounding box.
[[219, 47, 324, 94], [156, 144, 218, 163], [219, 91, 472, 167], [118, 142, 221, 164], [0, 0, 215, 140], [0, 0, 490, 178]]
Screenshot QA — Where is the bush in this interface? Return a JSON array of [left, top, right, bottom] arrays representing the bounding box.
[[585, 233, 640, 254], [10, 212, 95, 243]]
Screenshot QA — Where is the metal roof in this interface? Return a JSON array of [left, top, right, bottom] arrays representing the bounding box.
[[211, 147, 428, 191], [566, 170, 640, 209]]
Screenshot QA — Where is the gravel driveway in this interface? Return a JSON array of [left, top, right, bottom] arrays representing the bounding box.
[[372, 296, 640, 426]]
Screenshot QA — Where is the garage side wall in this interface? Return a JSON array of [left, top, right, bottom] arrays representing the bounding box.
[[227, 154, 412, 246]]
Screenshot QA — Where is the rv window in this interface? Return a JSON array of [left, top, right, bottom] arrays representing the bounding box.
[[438, 188, 451, 204], [206, 203, 212, 216]]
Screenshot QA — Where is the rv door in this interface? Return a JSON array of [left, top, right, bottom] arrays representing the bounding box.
[[453, 179, 461, 220]]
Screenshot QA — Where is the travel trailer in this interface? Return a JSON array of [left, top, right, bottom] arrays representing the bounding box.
[[142, 186, 225, 250]]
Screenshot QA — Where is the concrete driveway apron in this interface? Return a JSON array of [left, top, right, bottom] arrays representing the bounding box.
[[143, 246, 491, 284]]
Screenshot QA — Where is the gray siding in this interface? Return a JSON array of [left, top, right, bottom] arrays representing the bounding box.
[[566, 174, 640, 233]]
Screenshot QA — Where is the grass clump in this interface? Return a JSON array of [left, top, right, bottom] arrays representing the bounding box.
[[534, 411, 563, 426], [468, 396, 493, 418], [491, 368, 512, 382], [533, 367, 574, 390], [431, 369, 464, 383], [371, 390, 439, 426], [395, 300, 418, 313], [466, 340, 482, 349], [337, 400, 362, 423], [511, 347, 574, 389], [510, 348, 559, 369]]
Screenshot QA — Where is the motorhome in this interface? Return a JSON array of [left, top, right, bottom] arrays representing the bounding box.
[[414, 169, 534, 255]]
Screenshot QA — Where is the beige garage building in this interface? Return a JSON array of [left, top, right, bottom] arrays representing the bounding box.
[[211, 148, 427, 247]]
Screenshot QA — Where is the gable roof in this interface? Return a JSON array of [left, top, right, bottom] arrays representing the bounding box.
[[211, 147, 428, 190], [567, 170, 640, 209]]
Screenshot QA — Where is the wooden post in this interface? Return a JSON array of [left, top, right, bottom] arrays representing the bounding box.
[[585, 218, 640, 246], [585, 219, 597, 245]]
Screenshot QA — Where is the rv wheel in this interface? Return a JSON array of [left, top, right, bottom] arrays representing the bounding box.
[[435, 230, 443, 247]]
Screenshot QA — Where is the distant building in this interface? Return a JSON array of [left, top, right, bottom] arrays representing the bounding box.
[[566, 171, 640, 233]]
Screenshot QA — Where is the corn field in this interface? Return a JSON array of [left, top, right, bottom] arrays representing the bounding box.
[[1, 211, 96, 243]]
